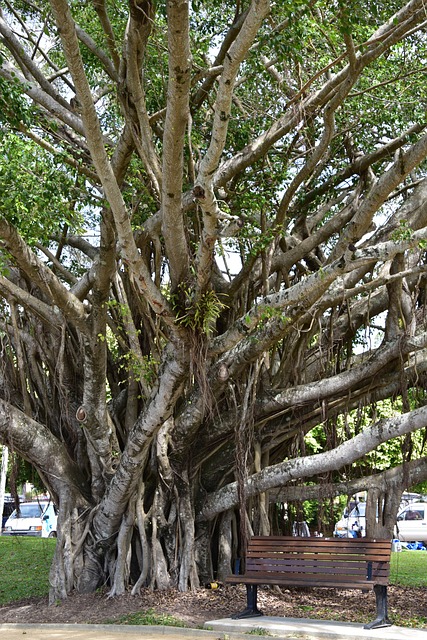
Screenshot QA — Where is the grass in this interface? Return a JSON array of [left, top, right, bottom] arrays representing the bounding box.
[[0, 536, 56, 605], [390, 548, 427, 586], [111, 608, 188, 627]]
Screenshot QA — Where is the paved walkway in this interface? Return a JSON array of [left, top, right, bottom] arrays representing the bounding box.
[[205, 616, 427, 639], [0, 618, 425, 640]]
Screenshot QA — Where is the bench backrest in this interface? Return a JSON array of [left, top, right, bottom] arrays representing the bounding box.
[[245, 536, 391, 584]]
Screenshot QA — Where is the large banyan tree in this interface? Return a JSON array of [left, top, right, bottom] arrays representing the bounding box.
[[1, 0, 427, 601]]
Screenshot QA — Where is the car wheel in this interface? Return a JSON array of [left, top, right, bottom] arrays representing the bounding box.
[[48, 531, 57, 538]]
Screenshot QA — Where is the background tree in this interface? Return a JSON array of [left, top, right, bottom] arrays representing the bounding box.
[[1, 0, 427, 601]]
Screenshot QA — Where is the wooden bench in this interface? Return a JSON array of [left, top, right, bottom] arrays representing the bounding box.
[[225, 536, 392, 629]]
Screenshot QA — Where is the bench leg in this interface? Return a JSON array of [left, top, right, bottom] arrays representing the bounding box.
[[363, 584, 392, 629], [231, 585, 264, 619]]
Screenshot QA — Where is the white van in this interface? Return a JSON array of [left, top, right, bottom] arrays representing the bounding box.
[[395, 502, 427, 544], [333, 492, 423, 538], [334, 502, 367, 537], [2, 500, 58, 538]]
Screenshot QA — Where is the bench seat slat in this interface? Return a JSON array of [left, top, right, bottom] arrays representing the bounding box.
[[247, 548, 391, 558], [246, 557, 390, 567], [226, 574, 384, 588], [248, 544, 390, 554], [246, 566, 389, 579], [247, 541, 390, 553], [249, 535, 389, 544], [227, 570, 388, 583], [246, 557, 389, 567]]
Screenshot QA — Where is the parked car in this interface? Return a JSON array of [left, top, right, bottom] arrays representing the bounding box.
[[395, 502, 427, 544], [1, 500, 15, 529], [333, 492, 423, 538], [2, 500, 58, 537]]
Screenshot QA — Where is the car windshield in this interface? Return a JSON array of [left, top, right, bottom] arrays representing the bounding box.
[[349, 503, 366, 517], [11, 503, 46, 518]]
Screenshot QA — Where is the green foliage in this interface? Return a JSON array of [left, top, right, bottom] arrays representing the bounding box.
[[249, 225, 283, 258], [118, 351, 159, 385], [304, 425, 326, 454], [101, 301, 160, 384], [68, 1, 126, 83], [0, 251, 11, 278], [334, 398, 404, 471], [0, 132, 84, 245], [391, 219, 413, 243], [285, 495, 344, 536], [174, 287, 228, 336], [303, 395, 427, 487], [257, 306, 289, 329], [1, 451, 46, 495], [0, 78, 33, 129]]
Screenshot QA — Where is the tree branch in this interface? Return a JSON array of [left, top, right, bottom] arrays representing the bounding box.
[[0, 399, 88, 502], [49, 0, 176, 328], [161, 0, 191, 288], [200, 405, 427, 519], [0, 217, 88, 333], [194, 0, 271, 296]]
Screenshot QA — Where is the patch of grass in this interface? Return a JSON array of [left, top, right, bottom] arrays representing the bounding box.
[[390, 549, 427, 587], [111, 608, 188, 627], [0, 537, 56, 605], [245, 628, 273, 636], [391, 612, 427, 628]]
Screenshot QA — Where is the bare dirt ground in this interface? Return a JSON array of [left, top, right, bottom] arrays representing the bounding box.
[[0, 584, 425, 629]]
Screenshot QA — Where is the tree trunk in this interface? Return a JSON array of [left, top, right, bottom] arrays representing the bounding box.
[[0, 446, 8, 537]]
